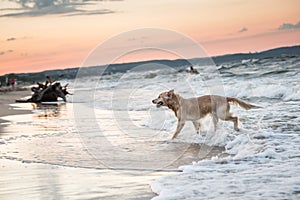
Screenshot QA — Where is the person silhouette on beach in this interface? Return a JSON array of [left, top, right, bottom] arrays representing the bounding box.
[[45, 76, 54, 86], [9, 77, 15, 89], [189, 66, 199, 74]]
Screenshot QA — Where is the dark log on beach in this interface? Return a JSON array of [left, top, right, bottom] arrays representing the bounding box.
[[16, 82, 70, 103]]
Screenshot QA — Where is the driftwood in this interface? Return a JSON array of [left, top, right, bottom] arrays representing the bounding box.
[[16, 82, 70, 103]]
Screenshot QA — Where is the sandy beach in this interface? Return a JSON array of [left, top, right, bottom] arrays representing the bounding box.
[[0, 88, 163, 199], [0, 85, 226, 199]]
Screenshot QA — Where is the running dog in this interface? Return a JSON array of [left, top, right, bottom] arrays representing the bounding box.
[[152, 90, 261, 139]]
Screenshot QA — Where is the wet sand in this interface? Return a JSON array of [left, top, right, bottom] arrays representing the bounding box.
[[0, 89, 32, 128], [0, 88, 32, 120], [0, 159, 168, 200], [0, 89, 164, 199], [0, 89, 226, 199]]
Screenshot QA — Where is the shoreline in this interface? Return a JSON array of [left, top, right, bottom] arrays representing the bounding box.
[[0, 87, 226, 200], [0, 88, 162, 199]]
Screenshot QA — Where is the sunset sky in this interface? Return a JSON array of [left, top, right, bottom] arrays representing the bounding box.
[[1, 0, 300, 75]]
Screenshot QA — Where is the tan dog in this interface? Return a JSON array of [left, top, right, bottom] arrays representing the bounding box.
[[152, 90, 261, 139]]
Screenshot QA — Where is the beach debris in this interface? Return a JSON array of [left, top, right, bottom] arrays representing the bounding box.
[[16, 82, 70, 103]]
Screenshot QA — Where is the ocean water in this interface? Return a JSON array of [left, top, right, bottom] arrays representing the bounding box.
[[1, 55, 300, 199], [149, 56, 300, 200]]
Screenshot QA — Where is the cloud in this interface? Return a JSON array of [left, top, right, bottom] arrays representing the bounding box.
[[238, 27, 248, 33], [278, 21, 300, 30], [0, 0, 118, 17], [0, 50, 14, 56], [6, 37, 16, 41]]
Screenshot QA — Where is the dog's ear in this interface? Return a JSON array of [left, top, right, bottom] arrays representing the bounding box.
[[167, 89, 174, 97]]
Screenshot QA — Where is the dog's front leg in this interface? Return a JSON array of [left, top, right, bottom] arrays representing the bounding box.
[[172, 119, 185, 139], [192, 121, 201, 134]]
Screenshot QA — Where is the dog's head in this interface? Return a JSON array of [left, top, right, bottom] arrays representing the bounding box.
[[152, 89, 175, 108]]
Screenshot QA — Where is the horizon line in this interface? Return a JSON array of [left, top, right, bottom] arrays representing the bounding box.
[[1, 44, 299, 76]]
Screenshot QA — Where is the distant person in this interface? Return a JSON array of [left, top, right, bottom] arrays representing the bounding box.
[[10, 77, 15, 89], [0, 81, 2, 88], [6, 76, 9, 87], [189, 66, 199, 74], [45, 76, 54, 86]]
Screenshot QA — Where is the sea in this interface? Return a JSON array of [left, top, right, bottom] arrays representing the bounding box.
[[0, 55, 300, 199]]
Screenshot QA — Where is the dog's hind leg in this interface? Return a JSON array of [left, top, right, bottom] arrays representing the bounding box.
[[172, 119, 186, 139], [220, 112, 239, 131], [192, 121, 201, 134], [217, 103, 239, 131], [227, 114, 239, 131]]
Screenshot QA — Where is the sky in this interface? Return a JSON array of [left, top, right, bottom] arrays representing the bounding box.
[[1, 0, 300, 75]]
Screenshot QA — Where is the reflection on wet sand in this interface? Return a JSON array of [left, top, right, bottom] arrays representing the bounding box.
[[0, 102, 227, 199], [168, 143, 227, 168], [0, 159, 163, 200], [0, 103, 71, 138], [32, 104, 63, 119]]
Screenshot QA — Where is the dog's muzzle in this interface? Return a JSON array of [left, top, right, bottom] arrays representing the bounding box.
[[152, 99, 163, 107]]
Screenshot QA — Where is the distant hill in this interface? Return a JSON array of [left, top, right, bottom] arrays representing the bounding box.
[[212, 45, 300, 64], [1, 45, 299, 84]]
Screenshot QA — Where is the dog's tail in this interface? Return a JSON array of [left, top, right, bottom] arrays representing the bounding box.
[[227, 97, 262, 110]]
